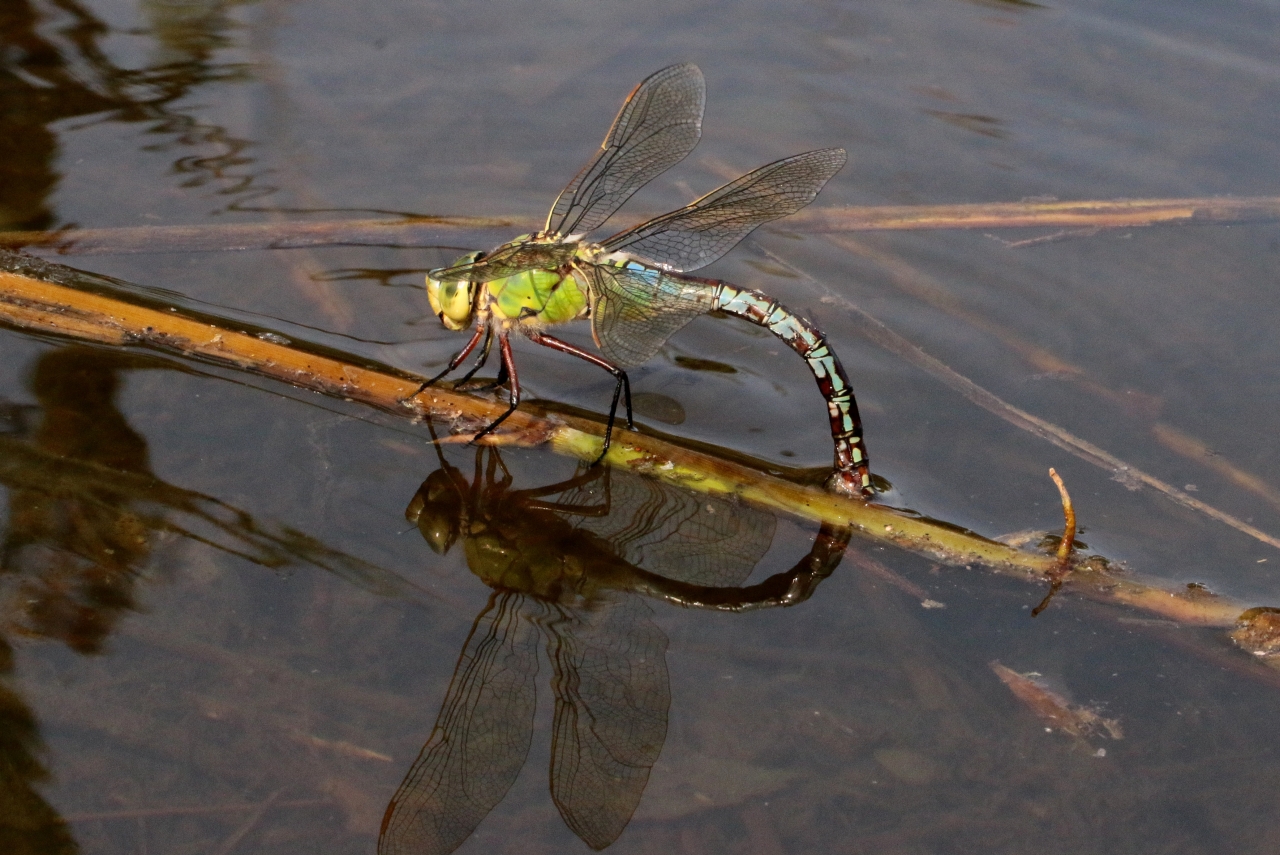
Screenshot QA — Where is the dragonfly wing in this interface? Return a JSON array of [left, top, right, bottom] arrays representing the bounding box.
[[543, 595, 670, 850], [601, 147, 846, 272], [379, 592, 540, 855], [545, 63, 705, 238], [429, 242, 577, 282], [556, 470, 776, 588], [581, 263, 717, 368]]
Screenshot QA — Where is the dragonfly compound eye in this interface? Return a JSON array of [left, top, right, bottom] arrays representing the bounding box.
[[426, 275, 475, 330]]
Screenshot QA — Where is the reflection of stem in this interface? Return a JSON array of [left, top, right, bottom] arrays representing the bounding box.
[[0, 255, 1274, 641], [2, 195, 1278, 254]]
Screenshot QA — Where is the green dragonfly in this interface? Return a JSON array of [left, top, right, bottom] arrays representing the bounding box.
[[418, 63, 871, 496]]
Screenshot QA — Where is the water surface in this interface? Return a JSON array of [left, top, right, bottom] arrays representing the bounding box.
[[3, 0, 1280, 853]]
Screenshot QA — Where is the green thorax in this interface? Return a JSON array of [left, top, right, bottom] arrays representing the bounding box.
[[479, 239, 595, 324], [484, 268, 584, 324], [462, 513, 629, 603]]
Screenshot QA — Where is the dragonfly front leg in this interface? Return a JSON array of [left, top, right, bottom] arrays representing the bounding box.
[[448, 328, 512, 392], [470, 331, 521, 444], [404, 322, 487, 401], [524, 331, 633, 465]]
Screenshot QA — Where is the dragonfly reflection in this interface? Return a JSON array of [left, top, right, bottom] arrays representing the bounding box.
[[380, 445, 851, 854]]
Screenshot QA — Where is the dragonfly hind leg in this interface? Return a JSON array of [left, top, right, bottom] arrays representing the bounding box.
[[470, 331, 522, 443], [525, 331, 633, 465]]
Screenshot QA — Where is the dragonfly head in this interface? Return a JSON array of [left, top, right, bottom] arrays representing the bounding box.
[[426, 251, 483, 331], [407, 467, 466, 554]]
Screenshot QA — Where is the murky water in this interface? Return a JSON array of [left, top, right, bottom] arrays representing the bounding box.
[[3, 0, 1280, 853]]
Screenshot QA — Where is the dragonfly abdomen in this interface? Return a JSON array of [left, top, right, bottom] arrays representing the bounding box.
[[711, 281, 871, 496]]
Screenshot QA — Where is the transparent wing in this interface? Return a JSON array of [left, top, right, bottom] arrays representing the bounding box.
[[378, 592, 540, 855], [428, 242, 577, 283], [556, 468, 776, 588], [542, 595, 670, 850], [578, 263, 718, 368], [545, 63, 705, 238], [601, 148, 846, 272]]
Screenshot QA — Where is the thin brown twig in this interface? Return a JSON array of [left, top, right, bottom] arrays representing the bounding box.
[[793, 196, 1280, 232], [2, 195, 1278, 255], [1050, 468, 1076, 562], [1032, 468, 1077, 616], [1152, 422, 1280, 517], [0, 215, 523, 255]]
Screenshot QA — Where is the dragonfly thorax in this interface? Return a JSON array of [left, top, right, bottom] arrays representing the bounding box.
[[483, 267, 588, 326]]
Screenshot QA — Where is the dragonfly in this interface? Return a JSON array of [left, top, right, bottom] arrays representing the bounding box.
[[379, 442, 852, 855], [417, 63, 871, 496]]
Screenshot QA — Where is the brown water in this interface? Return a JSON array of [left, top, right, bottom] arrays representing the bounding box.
[[3, 0, 1280, 853]]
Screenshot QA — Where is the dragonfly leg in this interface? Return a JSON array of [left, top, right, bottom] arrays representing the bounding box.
[[453, 326, 496, 386], [469, 356, 510, 393], [524, 331, 633, 465], [404, 323, 487, 401], [470, 332, 521, 443]]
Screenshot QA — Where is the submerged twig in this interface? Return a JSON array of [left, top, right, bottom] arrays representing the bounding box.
[[1, 252, 1278, 653], [2, 196, 1278, 255], [990, 661, 1123, 742]]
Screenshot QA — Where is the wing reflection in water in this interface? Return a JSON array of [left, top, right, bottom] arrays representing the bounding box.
[[381, 444, 852, 854]]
